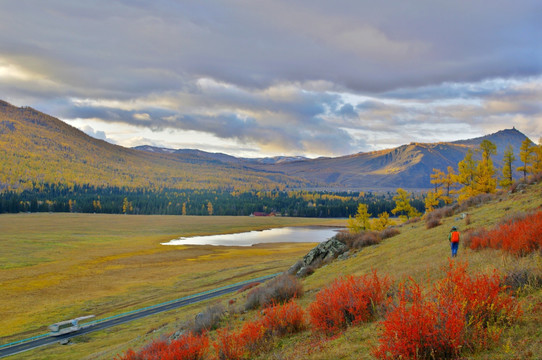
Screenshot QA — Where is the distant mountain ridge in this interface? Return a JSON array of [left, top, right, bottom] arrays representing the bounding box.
[[0, 100, 531, 191], [135, 128, 529, 190]]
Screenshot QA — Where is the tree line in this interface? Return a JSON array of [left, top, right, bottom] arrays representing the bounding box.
[[0, 184, 426, 217]]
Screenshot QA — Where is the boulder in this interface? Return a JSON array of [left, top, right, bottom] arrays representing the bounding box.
[[300, 238, 347, 268]]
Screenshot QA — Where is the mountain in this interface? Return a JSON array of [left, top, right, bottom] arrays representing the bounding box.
[[253, 128, 529, 190], [0, 101, 310, 192], [137, 129, 529, 190], [0, 100, 532, 192]]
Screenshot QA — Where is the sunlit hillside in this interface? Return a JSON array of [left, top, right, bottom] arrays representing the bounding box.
[[0, 101, 310, 192]]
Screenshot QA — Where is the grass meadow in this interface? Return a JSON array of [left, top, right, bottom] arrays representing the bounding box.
[[0, 214, 343, 355]]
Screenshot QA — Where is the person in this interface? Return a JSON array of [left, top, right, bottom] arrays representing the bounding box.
[[448, 226, 460, 257]]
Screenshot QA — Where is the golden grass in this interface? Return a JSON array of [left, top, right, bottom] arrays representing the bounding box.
[[0, 214, 343, 343]]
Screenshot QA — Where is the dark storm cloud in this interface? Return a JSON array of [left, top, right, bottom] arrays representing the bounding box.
[[0, 0, 541, 155]]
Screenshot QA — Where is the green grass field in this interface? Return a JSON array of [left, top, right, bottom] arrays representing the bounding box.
[[3, 182, 542, 360], [0, 215, 343, 344]]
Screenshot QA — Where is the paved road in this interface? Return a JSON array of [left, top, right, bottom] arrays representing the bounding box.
[[0, 274, 277, 358]]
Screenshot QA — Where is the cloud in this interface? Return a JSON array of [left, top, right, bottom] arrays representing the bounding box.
[[81, 125, 115, 143], [0, 1, 540, 155]]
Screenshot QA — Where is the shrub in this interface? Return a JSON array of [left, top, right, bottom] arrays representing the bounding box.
[[435, 261, 521, 351], [309, 271, 392, 334], [425, 216, 441, 229], [469, 211, 542, 255], [245, 274, 303, 310], [116, 333, 209, 360], [353, 231, 380, 249], [261, 300, 306, 336], [504, 267, 542, 293], [374, 282, 464, 360], [213, 328, 246, 360], [335, 231, 382, 250], [374, 262, 521, 359], [192, 303, 225, 334], [213, 301, 304, 359], [380, 227, 400, 240]]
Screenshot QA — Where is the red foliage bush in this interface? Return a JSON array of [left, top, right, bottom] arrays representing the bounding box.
[[374, 262, 521, 360], [213, 328, 246, 360], [373, 282, 464, 360], [115, 332, 209, 360], [469, 211, 542, 255], [261, 300, 306, 336], [308, 271, 391, 334], [213, 301, 304, 359]]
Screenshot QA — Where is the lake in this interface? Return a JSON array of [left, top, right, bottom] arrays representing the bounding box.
[[161, 226, 341, 247]]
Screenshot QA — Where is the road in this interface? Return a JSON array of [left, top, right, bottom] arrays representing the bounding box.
[[0, 273, 277, 358]]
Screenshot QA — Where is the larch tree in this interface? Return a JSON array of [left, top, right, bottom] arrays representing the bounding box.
[[499, 144, 516, 188], [347, 203, 372, 233], [455, 149, 479, 202], [372, 211, 394, 231], [392, 188, 421, 220], [517, 138, 534, 181], [475, 139, 497, 194], [532, 138, 542, 175]]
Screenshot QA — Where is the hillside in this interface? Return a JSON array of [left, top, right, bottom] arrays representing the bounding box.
[[0, 101, 310, 192], [110, 181, 542, 360], [0, 100, 532, 192], [137, 128, 530, 190], [254, 128, 529, 190]]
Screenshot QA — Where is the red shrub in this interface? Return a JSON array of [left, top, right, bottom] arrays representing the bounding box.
[[374, 281, 464, 360], [166, 332, 209, 360], [374, 262, 521, 359], [308, 271, 391, 334], [238, 320, 268, 355], [435, 261, 521, 351], [260, 300, 306, 336], [213, 328, 246, 360], [115, 333, 209, 360], [469, 211, 542, 255]]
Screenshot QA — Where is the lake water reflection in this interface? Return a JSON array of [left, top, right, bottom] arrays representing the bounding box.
[[161, 226, 341, 247]]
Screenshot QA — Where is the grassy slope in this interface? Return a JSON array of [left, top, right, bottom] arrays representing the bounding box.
[[5, 182, 542, 359], [278, 181, 542, 360]]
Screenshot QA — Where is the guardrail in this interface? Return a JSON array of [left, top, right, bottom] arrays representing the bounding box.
[[0, 272, 280, 350]]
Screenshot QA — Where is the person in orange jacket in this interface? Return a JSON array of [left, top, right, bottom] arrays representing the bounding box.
[[449, 226, 460, 257]]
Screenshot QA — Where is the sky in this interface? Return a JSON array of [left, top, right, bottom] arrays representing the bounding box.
[[1, 0, 541, 158]]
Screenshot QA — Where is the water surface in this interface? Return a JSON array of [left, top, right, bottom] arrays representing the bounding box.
[[162, 226, 340, 247]]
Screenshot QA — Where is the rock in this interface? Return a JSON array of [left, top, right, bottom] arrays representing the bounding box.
[[296, 266, 314, 277], [287, 260, 303, 276], [301, 238, 347, 267]]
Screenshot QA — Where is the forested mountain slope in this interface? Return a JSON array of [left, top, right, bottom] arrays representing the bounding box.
[[0, 101, 309, 192], [0, 100, 531, 192]]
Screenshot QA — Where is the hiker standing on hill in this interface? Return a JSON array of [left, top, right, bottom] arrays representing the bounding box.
[[449, 226, 460, 257]]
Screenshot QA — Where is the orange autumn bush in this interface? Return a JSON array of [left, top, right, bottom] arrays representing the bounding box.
[[469, 211, 542, 255], [214, 300, 305, 360], [115, 332, 209, 360], [374, 262, 521, 360], [308, 271, 391, 334]]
